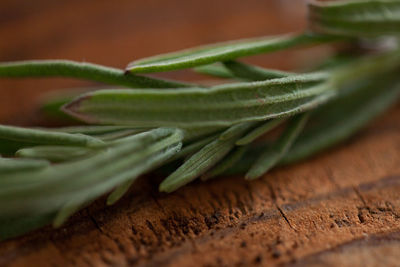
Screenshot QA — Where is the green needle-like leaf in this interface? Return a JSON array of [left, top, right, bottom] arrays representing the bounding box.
[[0, 124, 104, 147], [52, 198, 86, 227], [63, 72, 333, 127], [194, 63, 237, 79], [167, 134, 221, 163], [53, 142, 183, 225], [106, 142, 182, 205], [0, 128, 183, 217], [309, 0, 400, 37], [194, 62, 293, 81], [282, 77, 400, 164], [159, 123, 254, 192], [223, 61, 293, 81], [246, 112, 310, 180], [222, 74, 400, 176], [107, 180, 133, 206], [0, 60, 193, 88], [236, 118, 286, 145], [39, 90, 84, 122], [0, 157, 50, 174], [201, 146, 248, 181], [16, 146, 94, 163], [50, 125, 139, 135], [219, 122, 258, 140], [127, 33, 342, 73]]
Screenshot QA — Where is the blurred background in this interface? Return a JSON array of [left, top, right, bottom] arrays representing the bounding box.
[[0, 0, 317, 123]]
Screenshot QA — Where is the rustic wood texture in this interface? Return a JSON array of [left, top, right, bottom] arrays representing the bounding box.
[[0, 1, 400, 266]]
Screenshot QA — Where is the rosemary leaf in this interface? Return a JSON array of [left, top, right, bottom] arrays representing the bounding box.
[[106, 142, 182, 205], [53, 198, 86, 227], [127, 33, 342, 73], [182, 126, 225, 142], [0, 128, 183, 216], [219, 122, 257, 140], [194, 64, 236, 79], [16, 146, 94, 163], [201, 146, 248, 181], [39, 89, 94, 122], [0, 157, 50, 174], [0, 60, 193, 88], [223, 60, 293, 81], [63, 72, 333, 127], [282, 77, 400, 164], [159, 124, 253, 192], [50, 125, 139, 135], [107, 180, 133, 206], [223, 74, 400, 175], [167, 134, 220, 163], [94, 129, 146, 141], [309, 0, 400, 37], [0, 124, 104, 147], [236, 118, 286, 145], [246, 112, 310, 180], [195, 62, 294, 81]]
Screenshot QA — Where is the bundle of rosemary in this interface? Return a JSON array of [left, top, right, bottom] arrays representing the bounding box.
[[1, 0, 400, 240]]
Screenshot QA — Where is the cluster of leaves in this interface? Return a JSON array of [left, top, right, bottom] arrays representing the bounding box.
[[1, 0, 400, 240]]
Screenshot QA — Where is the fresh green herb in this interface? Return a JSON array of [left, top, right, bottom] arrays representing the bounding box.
[[201, 146, 248, 181], [127, 33, 344, 73], [16, 146, 94, 163], [0, 124, 104, 147], [309, 0, 400, 37], [0, 60, 193, 88], [62, 72, 333, 127], [159, 123, 253, 193], [0, 0, 400, 240], [236, 118, 286, 146], [0, 157, 50, 174], [222, 60, 293, 80], [246, 112, 310, 180]]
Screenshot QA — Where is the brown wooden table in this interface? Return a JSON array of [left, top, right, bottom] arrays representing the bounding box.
[[1, 1, 399, 266]]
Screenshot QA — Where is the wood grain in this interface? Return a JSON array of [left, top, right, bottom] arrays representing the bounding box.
[[0, 1, 399, 266]]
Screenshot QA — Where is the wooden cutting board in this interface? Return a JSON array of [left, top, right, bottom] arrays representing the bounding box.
[[1, 1, 399, 266]]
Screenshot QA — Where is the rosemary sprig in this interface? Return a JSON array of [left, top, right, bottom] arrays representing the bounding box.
[[0, 0, 400, 240]]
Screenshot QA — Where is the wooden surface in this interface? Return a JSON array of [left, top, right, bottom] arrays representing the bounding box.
[[1, 1, 400, 266]]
